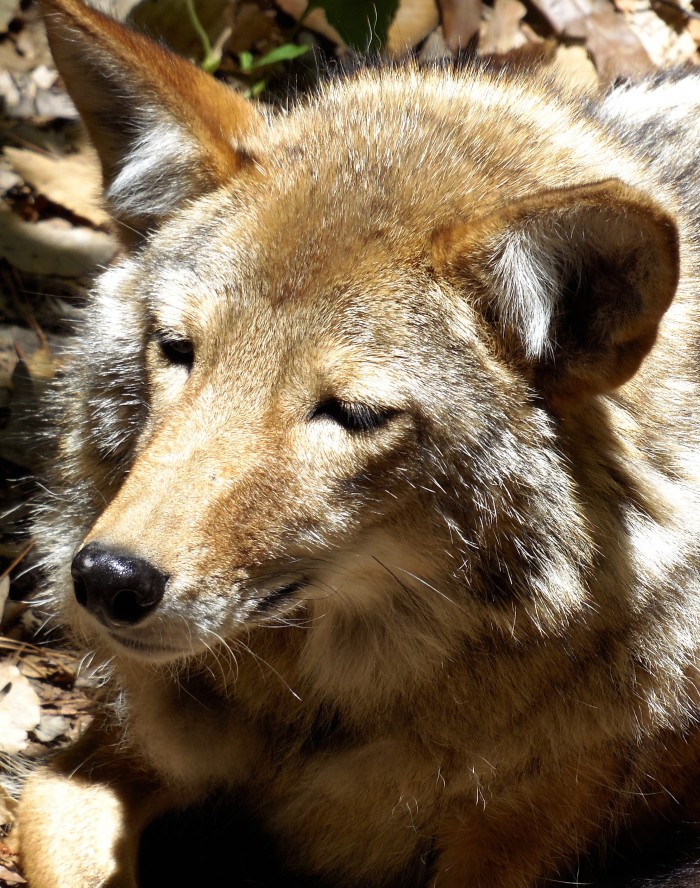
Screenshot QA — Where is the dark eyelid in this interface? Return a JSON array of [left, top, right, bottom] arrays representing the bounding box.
[[310, 398, 400, 432], [153, 330, 194, 370]]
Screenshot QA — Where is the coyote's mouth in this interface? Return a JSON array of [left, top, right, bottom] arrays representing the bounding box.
[[102, 577, 309, 661], [106, 632, 186, 661]]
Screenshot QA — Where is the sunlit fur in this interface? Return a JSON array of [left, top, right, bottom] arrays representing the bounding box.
[[20, 2, 700, 887]]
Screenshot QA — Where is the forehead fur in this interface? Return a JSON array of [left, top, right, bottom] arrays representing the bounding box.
[[135, 64, 650, 317], [252, 65, 643, 225]]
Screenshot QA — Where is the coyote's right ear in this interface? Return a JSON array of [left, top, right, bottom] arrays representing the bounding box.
[[41, 0, 262, 240], [434, 180, 679, 414]]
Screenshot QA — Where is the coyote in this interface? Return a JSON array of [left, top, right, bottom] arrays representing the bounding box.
[[19, 1, 700, 886]]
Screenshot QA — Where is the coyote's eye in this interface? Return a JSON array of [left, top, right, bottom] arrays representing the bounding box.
[[311, 398, 399, 433], [154, 332, 194, 370]]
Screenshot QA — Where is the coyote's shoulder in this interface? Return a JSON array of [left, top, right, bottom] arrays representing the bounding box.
[[19, 2, 700, 887]]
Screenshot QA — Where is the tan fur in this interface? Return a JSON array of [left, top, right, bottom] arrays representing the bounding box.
[[19, 2, 700, 886]]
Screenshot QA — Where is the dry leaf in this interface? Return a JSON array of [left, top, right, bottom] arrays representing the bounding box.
[[565, 9, 654, 77], [0, 328, 24, 391], [4, 147, 109, 228], [107, 0, 142, 16], [687, 16, 700, 45], [419, 26, 453, 59], [613, 0, 638, 10], [33, 714, 68, 744], [438, 0, 482, 49], [31, 65, 58, 91], [387, 0, 440, 54], [0, 578, 9, 623], [226, 3, 280, 54], [128, 0, 232, 62], [0, 785, 17, 830], [0, 0, 18, 32], [480, 0, 527, 54], [22, 343, 57, 384], [551, 44, 601, 89], [0, 662, 40, 756], [1, 327, 58, 392], [622, 2, 697, 65], [0, 864, 25, 885], [275, 0, 344, 45], [0, 211, 116, 277], [529, 0, 606, 33], [0, 70, 77, 119]]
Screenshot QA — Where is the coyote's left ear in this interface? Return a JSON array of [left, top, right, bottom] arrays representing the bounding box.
[[41, 0, 262, 239], [434, 180, 679, 413]]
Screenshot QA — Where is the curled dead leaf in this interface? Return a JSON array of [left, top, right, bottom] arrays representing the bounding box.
[[274, 0, 346, 46], [387, 0, 440, 54], [480, 0, 528, 54], [0, 211, 116, 278], [0, 662, 40, 756], [4, 147, 109, 228], [438, 0, 482, 49], [565, 9, 654, 77]]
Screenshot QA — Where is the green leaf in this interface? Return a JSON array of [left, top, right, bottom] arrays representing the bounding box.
[[238, 50, 255, 73], [250, 79, 268, 97], [308, 0, 399, 51], [253, 42, 311, 68]]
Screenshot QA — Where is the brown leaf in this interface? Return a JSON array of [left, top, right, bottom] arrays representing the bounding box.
[[33, 714, 69, 743], [227, 3, 282, 53], [0, 578, 9, 624], [688, 17, 700, 46], [565, 9, 654, 78], [612, 0, 636, 10], [0, 865, 26, 885], [480, 0, 527, 54], [0, 211, 117, 278], [274, 1, 344, 45], [21, 343, 57, 385], [0, 326, 57, 391], [0, 1, 18, 33], [387, 0, 440, 54], [128, 0, 233, 63], [438, 0, 482, 49], [0, 69, 76, 119], [529, 0, 607, 33], [551, 44, 600, 89], [622, 4, 696, 66], [4, 147, 109, 228], [0, 786, 17, 831], [0, 327, 25, 393]]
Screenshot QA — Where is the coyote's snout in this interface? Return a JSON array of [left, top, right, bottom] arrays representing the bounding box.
[[19, 1, 700, 887]]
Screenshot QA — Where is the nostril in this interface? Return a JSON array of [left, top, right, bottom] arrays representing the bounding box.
[[71, 542, 169, 627], [72, 572, 87, 608], [111, 588, 155, 625]]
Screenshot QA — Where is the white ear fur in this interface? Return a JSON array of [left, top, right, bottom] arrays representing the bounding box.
[[489, 220, 566, 361], [105, 117, 200, 222]]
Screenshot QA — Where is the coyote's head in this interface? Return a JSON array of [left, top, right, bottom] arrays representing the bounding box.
[[41, 0, 679, 667]]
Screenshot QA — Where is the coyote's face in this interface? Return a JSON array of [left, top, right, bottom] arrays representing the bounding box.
[[66, 173, 512, 661], [42, 1, 679, 666]]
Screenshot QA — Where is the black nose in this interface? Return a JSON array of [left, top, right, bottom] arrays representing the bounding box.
[[71, 542, 168, 627]]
